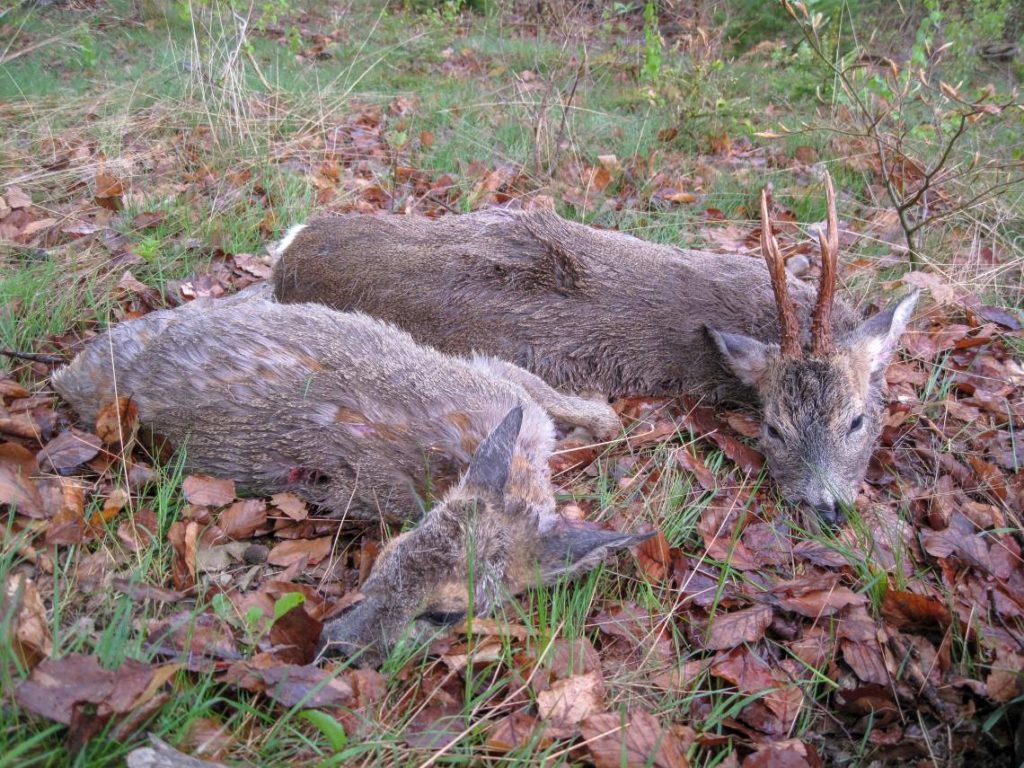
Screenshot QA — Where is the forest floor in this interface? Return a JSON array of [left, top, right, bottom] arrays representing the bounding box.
[[1, 1, 1023, 766]]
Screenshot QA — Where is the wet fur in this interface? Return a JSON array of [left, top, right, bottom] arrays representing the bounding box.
[[52, 288, 646, 664], [271, 208, 918, 519], [52, 287, 607, 523], [272, 208, 859, 401]]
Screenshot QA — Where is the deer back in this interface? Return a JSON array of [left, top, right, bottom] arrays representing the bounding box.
[[53, 294, 556, 523], [272, 208, 858, 401]]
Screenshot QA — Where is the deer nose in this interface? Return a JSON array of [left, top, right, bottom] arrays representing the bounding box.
[[814, 499, 845, 526]]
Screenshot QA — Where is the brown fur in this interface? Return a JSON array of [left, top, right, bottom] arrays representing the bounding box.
[[272, 208, 919, 522], [51, 286, 647, 664]]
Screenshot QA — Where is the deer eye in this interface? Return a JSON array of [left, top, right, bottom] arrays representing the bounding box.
[[849, 414, 864, 434], [416, 609, 466, 627], [765, 424, 784, 442]]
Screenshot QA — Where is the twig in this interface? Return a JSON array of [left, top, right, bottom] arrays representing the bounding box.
[[0, 349, 65, 365], [0, 35, 66, 67], [545, 51, 586, 178]]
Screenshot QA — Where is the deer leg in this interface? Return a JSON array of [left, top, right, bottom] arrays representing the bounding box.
[[473, 355, 621, 441]]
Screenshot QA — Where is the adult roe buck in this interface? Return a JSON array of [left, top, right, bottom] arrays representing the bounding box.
[[273, 174, 919, 524], [52, 288, 647, 666]]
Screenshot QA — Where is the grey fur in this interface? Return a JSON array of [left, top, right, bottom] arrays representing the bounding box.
[[52, 290, 644, 664], [272, 208, 920, 521]]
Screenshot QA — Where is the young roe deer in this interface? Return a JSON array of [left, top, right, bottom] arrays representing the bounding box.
[[272, 175, 919, 524], [51, 290, 646, 665]]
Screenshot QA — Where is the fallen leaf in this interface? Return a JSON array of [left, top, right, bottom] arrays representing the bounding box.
[[4, 574, 52, 667], [921, 512, 992, 572], [987, 652, 1024, 702], [218, 499, 267, 540], [195, 541, 249, 575], [21, 218, 56, 238], [636, 529, 671, 581], [674, 447, 718, 490], [269, 603, 323, 665], [147, 612, 240, 664], [271, 492, 308, 521], [0, 379, 30, 399], [45, 477, 88, 542], [441, 637, 505, 672], [267, 537, 333, 567], [0, 460, 46, 517], [589, 165, 612, 192], [452, 616, 530, 640], [0, 413, 42, 440], [223, 661, 353, 709], [15, 654, 169, 744], [97, 487, 129, 523], [841, 639, 888, 685], [902, 271, 957, 305], [976, 304, 1021, 331], [526, 637, 602, 693], [773, 577, 867, 618], [581, 709, 691, 768], [5, 186, 32, 208], [658, 189, 698, 204], [36, 429, 103, 472], [650, 659, 712, 693], [711, 647, 803, 729], [486, 710, 541, 753], [112, 578, 186, 603], [880, 590, 951, 630], [95, 397, 139, 447], [182, 475, 235, 507], [705, 605, 773, 650], [681, 403, 764, 475], [536, 671, 605, 725], [95, 172, 125, 210], [179, 716, 233, 761], [131, 211, 166, 230]]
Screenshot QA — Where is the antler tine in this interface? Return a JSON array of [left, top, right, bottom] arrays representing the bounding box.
[[760, 188, 801, 358], [811, 172, 839, 356]]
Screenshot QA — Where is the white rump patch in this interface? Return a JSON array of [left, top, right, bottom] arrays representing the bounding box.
[[271, 223, 307, 260]]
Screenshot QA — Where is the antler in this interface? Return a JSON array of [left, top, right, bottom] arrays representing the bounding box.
[[811, 172, 839, 356], [760, 188, 801, 358]]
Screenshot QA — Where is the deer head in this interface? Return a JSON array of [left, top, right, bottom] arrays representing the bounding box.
[[316, 406, 650, 666], [708, 175, 919, 524]]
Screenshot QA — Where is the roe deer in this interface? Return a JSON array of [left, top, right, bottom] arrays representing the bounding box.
[[272, 175, 919, 524], [316, 405, 650, 666], [52, 291, 646, 665]]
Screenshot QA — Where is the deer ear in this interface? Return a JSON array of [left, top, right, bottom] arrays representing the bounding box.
[[848, 290, 919, 376], [706, 326, 773, 389], [464, 406, 523, 495], [538, 524, 653, 582]]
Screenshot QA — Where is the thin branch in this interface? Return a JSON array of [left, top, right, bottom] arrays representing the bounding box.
[[545, 52, 585, 178], [1, 349, 65, 365]]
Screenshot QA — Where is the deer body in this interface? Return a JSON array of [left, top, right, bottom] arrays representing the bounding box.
[[272, 193, 918, 523], [272, 209, 855, 402], [53, 289, 645, 665], [52, 288, 616, 523]]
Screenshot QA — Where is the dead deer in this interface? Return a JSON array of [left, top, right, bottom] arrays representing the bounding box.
[[272, 175, 919, 524], [52, 291, 646, 665]]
